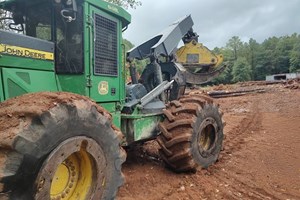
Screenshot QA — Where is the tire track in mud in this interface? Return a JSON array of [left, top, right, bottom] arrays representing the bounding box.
[[201, 98, 283, 200], [221, 98, 261, 161]]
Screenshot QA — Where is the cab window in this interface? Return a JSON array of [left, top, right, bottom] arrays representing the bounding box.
[[0, 0, 84, 74]]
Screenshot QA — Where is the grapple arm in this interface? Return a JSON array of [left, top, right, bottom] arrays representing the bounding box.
[[126, 15, 194, 61]]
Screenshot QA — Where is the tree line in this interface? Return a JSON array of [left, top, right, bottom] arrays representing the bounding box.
[[123, 34, 300, 84], [212, 34, 300, 84]]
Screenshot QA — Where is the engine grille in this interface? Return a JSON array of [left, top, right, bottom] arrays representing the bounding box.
[[94, 14, 118, 76]]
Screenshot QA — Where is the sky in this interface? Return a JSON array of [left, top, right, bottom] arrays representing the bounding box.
[[123, 0, 300, 49]]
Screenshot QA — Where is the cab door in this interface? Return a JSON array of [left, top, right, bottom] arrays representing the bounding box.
[[87, 5, 123, 103]]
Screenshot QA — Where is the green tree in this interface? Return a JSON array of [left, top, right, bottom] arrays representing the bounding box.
[[273, 36, 294, 73], [211, 47, 234, 84], [289, 38, 300, 72], [211, 64, 233, 85], [247, 38, 261, 79], [122, 38, 148, 76], [211, 33, 300, 84], [253, 49, 270, 80], [226, 36, 243, 60], [261, 36, 292, 75], [231, 57, 252, 83], [105, 0, 141, 8], [123, 38, 134, 52]]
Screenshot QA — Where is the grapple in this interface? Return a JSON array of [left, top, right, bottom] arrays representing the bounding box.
[[127, 15, 226, 85]]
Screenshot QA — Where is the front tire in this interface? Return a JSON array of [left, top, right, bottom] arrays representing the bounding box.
[[0, 92, 125, 199], [157, 93, 224, 172]]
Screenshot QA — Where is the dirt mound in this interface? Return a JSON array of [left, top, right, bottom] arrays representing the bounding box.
[[0, 92, 109, 148], [283, 78, 300, 89]]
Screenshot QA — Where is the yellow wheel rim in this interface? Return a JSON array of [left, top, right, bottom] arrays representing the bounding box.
[[199, 124, 215, 151], [198, 118, 217, 157], [35, 137, 106, 200], [50, 150, 93, 200]]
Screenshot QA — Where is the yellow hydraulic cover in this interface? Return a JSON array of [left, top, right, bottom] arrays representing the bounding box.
[[176, 40, 223, 70]]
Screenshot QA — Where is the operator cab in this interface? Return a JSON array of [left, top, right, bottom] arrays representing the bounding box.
[[0, 0, 84, 74]]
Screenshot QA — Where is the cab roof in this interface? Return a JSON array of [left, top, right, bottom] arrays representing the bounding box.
[[0, 0, 131, 28]]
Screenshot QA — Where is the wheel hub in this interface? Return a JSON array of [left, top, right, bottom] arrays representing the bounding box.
[[35, 136, 106, 200], [51, 161, 71, 196], [50, 156, 80, 199], [198, 118, 218, 157]]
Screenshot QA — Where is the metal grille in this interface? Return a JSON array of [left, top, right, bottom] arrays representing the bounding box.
[[94, 14, 118, 76]]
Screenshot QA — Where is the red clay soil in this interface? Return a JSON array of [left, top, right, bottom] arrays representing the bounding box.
[[118, 83, 300, 200], [0, 92, 112, 148]]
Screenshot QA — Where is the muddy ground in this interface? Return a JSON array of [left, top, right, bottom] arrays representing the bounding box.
[[118, 81, 300, 200]]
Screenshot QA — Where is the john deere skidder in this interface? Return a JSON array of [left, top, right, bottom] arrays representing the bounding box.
[[0, 0, 224, 199]]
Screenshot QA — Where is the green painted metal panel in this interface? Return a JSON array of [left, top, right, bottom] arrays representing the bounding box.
[[0, 55, 54, 71], [99, 102, 121, 128], [0, 69, 3, 101], [121, 114, 162, 144], [100, 102, 116, 112], [87, 6, 124, 103], [2, 68, 58, 100], [90, 76, 122, 102], [111, 112, 121, 128], [56, 75, 88, 96], [86, 0, 131, 28], [133, 116, 161, 141]]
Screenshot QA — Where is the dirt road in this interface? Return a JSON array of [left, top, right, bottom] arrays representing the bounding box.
[[118, 83, 300, 200]]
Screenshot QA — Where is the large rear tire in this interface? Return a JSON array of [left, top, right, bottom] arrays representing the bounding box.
[[0, 92, 125, 200], [157, 93, 224, 172]]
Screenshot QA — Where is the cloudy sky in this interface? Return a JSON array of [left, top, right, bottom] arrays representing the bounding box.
[[123, 0, 300, 49]]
